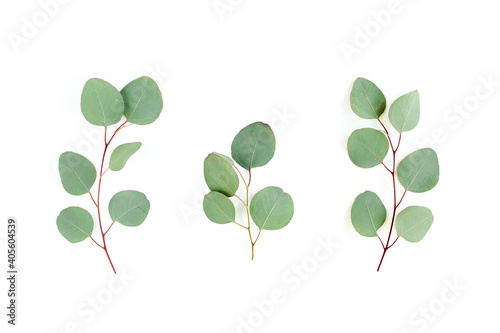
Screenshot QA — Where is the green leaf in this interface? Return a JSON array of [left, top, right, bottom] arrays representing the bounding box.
[[389, 90, 420, 132], [109, 142, 142, 171], [204, 153, 239, 197], [347, 128, 389, 168], [59, 152, 97, 196], [397, 148, 439, 193], [250, 187, 294, 230], [108, 190, 150, 227], [350, 78, 386, 119], [203, 191, 236, 224], [121, 76, 163, 125], [81, 78, 124, 126], [56, 207, 94, 243], [396, 206, 434, 242], [351, 191, 386, 237], [231, 122, 275, 170]]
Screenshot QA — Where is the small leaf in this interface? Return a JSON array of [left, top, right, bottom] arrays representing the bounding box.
[[121, 76, 163, 125], [396, 206, 434, 242], [347, 128, 389, 168], [204, 153, 239, 197], [57, 207, 94, 243], [81, 78, 124, 126], [250, 187, 294, 230], [203, 191, 236, 224], [59, 152, 97, 196], [231, 122, 275, 171], [397, 148, 439, 193], [389, 90, 420, 132], [109, 142, 142, 171], [108, 190, 150, 227], [350, 78, 386, 119], [351, 191, 386, 237]]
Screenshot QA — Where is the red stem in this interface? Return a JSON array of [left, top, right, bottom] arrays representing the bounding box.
[[92, 120, 128, 274]]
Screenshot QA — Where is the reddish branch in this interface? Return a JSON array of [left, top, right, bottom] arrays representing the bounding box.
[[376, 119, 405, 272], [87, 120, 129, 274]]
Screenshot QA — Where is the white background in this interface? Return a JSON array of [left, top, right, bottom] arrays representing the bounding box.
[[1, 0, 499, 332]]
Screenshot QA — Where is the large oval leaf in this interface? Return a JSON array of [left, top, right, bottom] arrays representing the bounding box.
[[351, 191, 386, 237], [121, 76, 163, 125], [231, 122, 275, 170], [57, 207, 94, 243], [250, 187, 294, 230], [204, 153, 239, 197], [108, 190, 150, 227], [59, 152, 97, 196], [109, 142, 142, 171], [203, 191, 236, 224], [397, 148, 439, 193], [350, 78, 386, 119], [389, 90, 420, 132], [396, 206, 433, 242], [81, 78, 124, 126], [347, 128, 389, 168]]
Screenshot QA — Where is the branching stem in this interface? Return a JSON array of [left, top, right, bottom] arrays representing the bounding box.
[[377, 123, 406, 271]]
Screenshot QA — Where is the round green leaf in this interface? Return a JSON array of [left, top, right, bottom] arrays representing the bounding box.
[[109, 142, 142, 171], [231, 122, 275, 170], [250, 187, 294, 230], [121, 76, 163, 125], [59, 152, 97, 196], [81, 78, 124, 126], [389, 90, 420, 132], [203, 191, 236, 224], [57, 207, 94, 243], [351, 191, 386, 237], [348, 128, 389, 168], [396, 206, 433, 242], [213, 152, 234, 165], [350, 77, 386, 119], [108, 190, 150, 227], [397, 148, 439, 193], [204, 153, 239, 197]]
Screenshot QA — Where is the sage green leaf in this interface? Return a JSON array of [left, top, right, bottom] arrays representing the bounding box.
[[108, 190, 150, 227], [250, 187, 294, 230], [109, 142, 142, 171], [57, 207, 94, 243], [347, 128, 389, 168], [396, 206, 433, 242], [203, 191, 236, 224], [204, 153, 239, 197], [351, 191, 386, 237], [350, 78, 386, 119], [81, 78, 124, 126], [59, 152, 97, 196], [397, 148, 439, 193], [121, 76, 163, 125], [389, 90, 420, 132], [231, 122, 275, 170]]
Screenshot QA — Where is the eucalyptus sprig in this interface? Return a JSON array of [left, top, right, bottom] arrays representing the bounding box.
[[348, 78, 439, 271], [56, 76, 163, 273], [203, 122, 294, 259]]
